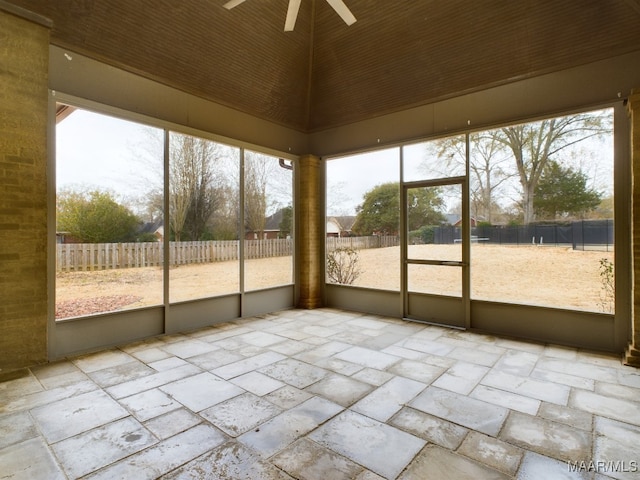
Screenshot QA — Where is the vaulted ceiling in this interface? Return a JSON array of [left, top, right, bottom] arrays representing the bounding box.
[[9, 0, 640, 132]]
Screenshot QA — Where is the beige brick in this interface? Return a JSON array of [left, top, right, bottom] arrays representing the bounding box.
[[297, 154, 324, 309], [0, 8, 50, 372]]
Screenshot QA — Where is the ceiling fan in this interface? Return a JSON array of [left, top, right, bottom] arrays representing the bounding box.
[[223, 0, 356, 32]]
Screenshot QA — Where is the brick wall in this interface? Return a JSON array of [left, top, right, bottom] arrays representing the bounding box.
[[296, 154, 324, 309], [0, 6, 50, 372], [626, 89, 640, 367]]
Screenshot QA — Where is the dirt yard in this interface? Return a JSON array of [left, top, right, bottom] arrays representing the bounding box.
[[352, 245, 614, 312], [56, 245, 614, 318]]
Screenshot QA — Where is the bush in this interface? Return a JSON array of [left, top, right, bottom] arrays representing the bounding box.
[[598, 257, 614, 313], [327, 247, 361, 285]]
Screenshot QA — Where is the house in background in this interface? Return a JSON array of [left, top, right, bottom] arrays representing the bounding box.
[[246, 208, 291, 240], [137, 219, 164, 242], [326, 216, 356, 237]]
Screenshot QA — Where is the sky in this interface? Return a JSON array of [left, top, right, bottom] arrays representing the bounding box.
[[58, 106, 614, 220], [56, 109, 162, 196]]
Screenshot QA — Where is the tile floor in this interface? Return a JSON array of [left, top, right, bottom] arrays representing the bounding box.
[[1, 308, 640, 479]]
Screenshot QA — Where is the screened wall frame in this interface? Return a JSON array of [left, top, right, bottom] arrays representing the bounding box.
[[48, 91, 297, 357], [323, 101, 630, 352]]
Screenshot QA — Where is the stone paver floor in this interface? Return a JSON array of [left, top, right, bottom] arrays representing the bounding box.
[[1, 308, 639, 479]]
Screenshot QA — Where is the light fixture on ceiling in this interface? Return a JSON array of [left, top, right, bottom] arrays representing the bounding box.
[[223, 0, 356, 32]]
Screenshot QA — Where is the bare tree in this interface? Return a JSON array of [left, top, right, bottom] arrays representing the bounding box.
[[431, 134, 514, 224], [169, 133, 226, 241], [468, 133, 514, 224], [243, 152, 293, 238], [493, 111, 611, 224], [244, 154, 269, 237]]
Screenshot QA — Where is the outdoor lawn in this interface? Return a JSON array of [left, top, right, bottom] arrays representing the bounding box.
[[56, 244, 613, 319]]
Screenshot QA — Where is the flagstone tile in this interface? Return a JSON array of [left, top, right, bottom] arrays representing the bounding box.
[[0, 411, 39, 450], [88, 360, 154, 387], [84, 424, 227, 480], [493, 350, 539, 376], [237, 331, 288, 347], [51, 417, 156, 478], [306, 372, 373, 407], [517, 451, 590, 480], [30, 360, 80, 381], [351, 368, 395, 386], [239, 397, 343, 457], [258, 358, 328, 389], [230, 371, 285, 396], [470, 385, 540, 415], [500, 412, 592, 463], [31, 389, 129, 443], [0, 437, 66, 480], [4, 308, 640, 480], [446, 346, 502, 367], [387, 358, 444, 384], [129, 346, 172, 364], [335, 346, 400, 370], [73, 349, 134, 373], [263, 385, 313, 409], [432, 361, 489, 395], [537, 358, 618, 383], [313, 356, 364, 376], [148, 356, 190, 372], [160, 372, 244, 412], [163, 441, 294, 480], [410, 387, 508, 436], [212, 351, 286, 380], [458, 431, 523, 476], [188, 348, 245, 370], [161, 338, 218, 358], [481, 370, 570, 405], [309, 410, 426, 480], [301, 325, 340, 337], [398, 337, 455, 356], [0, 372, 43, 399], [37, 369, 90, 390], [359, 332, 409, 350], [106, 364, 201, 399], [538, 403, 593, 431], [119, 388, 182, 422], [143, 408, 202, 440], [595, 381, 640, 402], [389, 407, 469, 449], [352, 376, 426, 422], [594, 416, 640, 480], [293, 341, 352, 363], [381, 344, 428, 360], [570, 389, 640, 426], [272, 438, 364, 480], [267, 339, 311, 356], [0, 380, 98, 415], [617, 369, 640, 389], [530, 367, 595, 390], [200, 392, 282, 437], [398, 444, 509, 480]]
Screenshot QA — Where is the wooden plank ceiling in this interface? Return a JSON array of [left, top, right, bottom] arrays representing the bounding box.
[[9, 0, 640, 132]]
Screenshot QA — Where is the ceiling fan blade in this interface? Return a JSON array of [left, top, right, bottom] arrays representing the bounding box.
[[284, 0, 302, 31], [325, 0, 356, 26], [223, 0, 246, 10]]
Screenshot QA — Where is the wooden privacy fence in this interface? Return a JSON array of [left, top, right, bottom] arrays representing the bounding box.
[[326, 235, 399, 251], [57, 236, 399, 272], [57, 239, 290, 272]]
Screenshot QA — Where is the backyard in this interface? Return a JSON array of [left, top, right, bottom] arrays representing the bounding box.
[[56, 244, 614, 318]]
